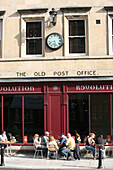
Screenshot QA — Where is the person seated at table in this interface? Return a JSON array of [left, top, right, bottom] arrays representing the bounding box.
[[41, 131, 49, 147], [0, 131, 8, 152], [48, 135, 58, 150], [0, 131, 7, 142], [47, 135, 58, 158], [96, 134, 106, 147], [33, 134, 48, 158], [33, 134, 41, 148], [86, 133, 96, 159], [61, 133, 75, 160], [58, 133, 67, 157], [41, 131, 49, 158]]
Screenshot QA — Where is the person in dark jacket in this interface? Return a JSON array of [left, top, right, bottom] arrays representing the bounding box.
[[74, 144, 81, 160], [95, 134, 106, 158], [96, 135, 106, 147]]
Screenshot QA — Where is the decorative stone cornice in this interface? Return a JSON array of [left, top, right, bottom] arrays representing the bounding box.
[[104, 6, 113, 11], [17, 8, 48, 14], [60, 7, 92, 13], [0, 11, 5, 16]]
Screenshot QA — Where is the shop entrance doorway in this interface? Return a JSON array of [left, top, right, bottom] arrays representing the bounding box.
[[48, 94, 62, 139], [69, 94, 89, 142]]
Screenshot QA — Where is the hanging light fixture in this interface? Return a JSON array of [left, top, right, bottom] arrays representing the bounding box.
[[49, 8, 57, 26]]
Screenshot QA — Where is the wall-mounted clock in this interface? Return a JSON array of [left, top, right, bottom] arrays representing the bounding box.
[[46, 33, 63, 50]]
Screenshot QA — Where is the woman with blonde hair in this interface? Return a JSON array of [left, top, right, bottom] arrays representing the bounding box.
[[33, 134, 48, 158], [86, 133, 96, 159], [48, 135, 58, 150], [33, 134, 41, 148]]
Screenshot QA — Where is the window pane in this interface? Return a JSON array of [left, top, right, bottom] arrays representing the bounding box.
[[4, 95, 22, 143], [24, 95, 44, 143], [69, 20, 85, 36], [69, 37, 85, 53], [26, 39, 42, 55], [90, 94, 110, 139], [26, 22, 41, 37], [69, 94, 89, 142]]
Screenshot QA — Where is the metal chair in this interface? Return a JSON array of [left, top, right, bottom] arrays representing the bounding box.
[[33, 145, 43, 158], [84, 149, 93, 158]]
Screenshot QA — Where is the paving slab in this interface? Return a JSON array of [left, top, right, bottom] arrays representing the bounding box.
[[0, 154, 113, 170]]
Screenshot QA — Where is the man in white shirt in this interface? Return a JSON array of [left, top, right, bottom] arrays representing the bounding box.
[[0, 131, 7, 151]]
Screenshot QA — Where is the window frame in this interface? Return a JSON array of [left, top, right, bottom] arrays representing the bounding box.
[[0, 20, 2, 58], [104, 7, 113, 56], [20, 16, 45, 58], [0, 11, 5, 58], [108, 15, 113, 55], [25, 20, 43, 57], [67, 19, 86, 56], [64, 15, 88, 57]]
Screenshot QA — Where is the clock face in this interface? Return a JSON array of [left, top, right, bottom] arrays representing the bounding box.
[[46, 33, 63, 50]]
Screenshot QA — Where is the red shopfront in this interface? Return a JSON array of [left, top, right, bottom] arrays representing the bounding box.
[[0, 81, 113, 144]]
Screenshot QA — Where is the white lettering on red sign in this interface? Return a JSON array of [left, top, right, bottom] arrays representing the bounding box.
[[0, 86, 35, 92], [76, 85, 113, 91]]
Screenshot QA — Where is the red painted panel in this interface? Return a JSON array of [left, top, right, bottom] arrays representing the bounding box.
[[48, 94, 62, 139], [1, 96, 3, 131], [67, 82, 113, 93], [47, 84, 62, 93], [22, 96, 24, 143], [0, 83, 43, 94], [44, 85, 48, 131], [110, 94, 112, 138], [89, 94, 91, 134]]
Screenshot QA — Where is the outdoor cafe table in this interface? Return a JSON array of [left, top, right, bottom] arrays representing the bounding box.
[[0, 141, 17, 166]]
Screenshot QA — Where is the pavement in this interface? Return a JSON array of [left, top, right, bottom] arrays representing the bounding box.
[[0, 154, 113, 170]]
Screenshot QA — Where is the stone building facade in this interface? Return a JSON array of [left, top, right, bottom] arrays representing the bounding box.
[[0, 0, 113, 144]]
